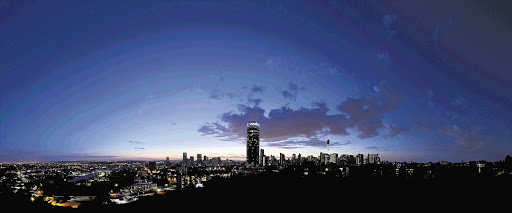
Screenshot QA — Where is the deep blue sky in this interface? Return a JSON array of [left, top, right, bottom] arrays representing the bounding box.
[[1, 0, 511, 162]]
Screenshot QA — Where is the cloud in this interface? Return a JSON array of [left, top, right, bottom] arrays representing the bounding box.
[[382, 14, 397, 37], [281, 81, 305, 101], [439, 125, 485, 150], [338, 81, 401, 139], [199, 103, 350, 143], [128, 140, 144, 144], [247, 98, 262, 107], [250, 85, 264, 93], [197, 122, 229, 136], [281, 90, 297, 101], [366, 146, 380, 150], [209, 88, 240, 100], [381, 124, 409, 139], [199, 81, 405, 146], [382, 14, 396, 29]]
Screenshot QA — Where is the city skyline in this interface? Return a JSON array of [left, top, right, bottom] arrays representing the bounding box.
[[2, 1, 512, 163]]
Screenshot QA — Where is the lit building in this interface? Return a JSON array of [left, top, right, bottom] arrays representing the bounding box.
[[329, 153, 338, 164], [356, 154, 364, 165], [320, 152, 330, 165], [368, 154, 380, 164], [246, 121, 260, 166], [279, 153, 285, 166], [259, 149, 265, 166]]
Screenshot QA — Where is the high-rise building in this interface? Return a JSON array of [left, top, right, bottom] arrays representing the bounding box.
[[330, 153, 338, 164], [368, 154, 380, 164], [183, 152, 187, 164], [246, 121, 260, 166], [197, 154, 202, 163], [259, 149, 265, 166], [356, 154, 364, 165], [320, 152, 331, 165], [279, 153, 285, 166]]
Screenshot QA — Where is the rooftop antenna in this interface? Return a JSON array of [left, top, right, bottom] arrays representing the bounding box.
[[327, 136, 330, 152]]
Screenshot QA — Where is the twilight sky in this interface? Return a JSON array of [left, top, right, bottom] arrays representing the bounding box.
[[1, 0, 511, 162]]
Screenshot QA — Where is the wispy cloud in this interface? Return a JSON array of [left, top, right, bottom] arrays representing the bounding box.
[[382, 14, 397, 37], [281, 81, 305, 101], [439, 125, 485, 150], [250, 85, 265, 93]]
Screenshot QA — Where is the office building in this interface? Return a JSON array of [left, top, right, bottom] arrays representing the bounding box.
[[330, 153, 338, 164], [356, 154, 364, 165], [183, 152, 187, 164], [197, 154, 202, 163], [368, 154, 380, 164], [279, 153, 285, 166], [246, 121, 260, 166], [259, 149, 265, 166]]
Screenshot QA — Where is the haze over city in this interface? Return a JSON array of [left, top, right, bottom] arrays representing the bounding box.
[[1, 0, 512, 163]]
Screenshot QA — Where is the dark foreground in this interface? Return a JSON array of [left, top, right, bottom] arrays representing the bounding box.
[[5, 171, 510, 211]]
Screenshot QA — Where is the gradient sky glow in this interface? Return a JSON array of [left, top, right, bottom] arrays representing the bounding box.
[[1, 0, 512, 162]]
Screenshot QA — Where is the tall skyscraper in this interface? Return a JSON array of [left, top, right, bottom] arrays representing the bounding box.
[[246, 121, 260, 166], [183, 152, 187, 164]]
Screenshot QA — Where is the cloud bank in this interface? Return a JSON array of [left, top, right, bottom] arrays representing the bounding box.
[[199, 81, 404, 148]]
